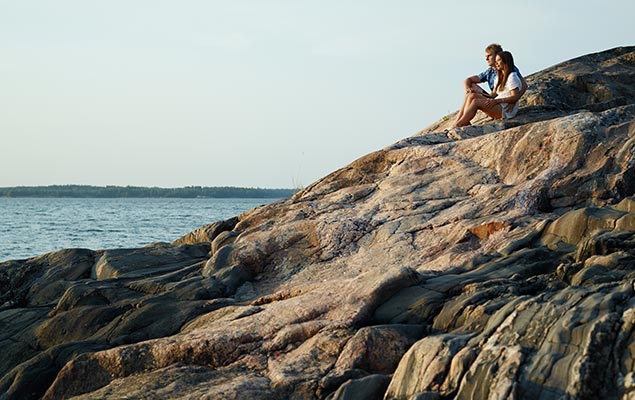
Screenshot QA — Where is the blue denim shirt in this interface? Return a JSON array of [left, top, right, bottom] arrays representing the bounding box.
[[478, 66, 522, 91]]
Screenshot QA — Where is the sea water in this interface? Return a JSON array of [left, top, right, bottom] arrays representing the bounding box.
[[0, 197, 283, 262]]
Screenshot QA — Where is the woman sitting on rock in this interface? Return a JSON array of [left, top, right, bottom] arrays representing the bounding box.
[[452, 51, 522, 128]]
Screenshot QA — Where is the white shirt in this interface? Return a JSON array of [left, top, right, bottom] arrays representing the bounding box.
[[494, 72, 521, 118]]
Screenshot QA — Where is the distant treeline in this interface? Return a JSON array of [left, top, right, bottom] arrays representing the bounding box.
[[0, 185, 295, 199]]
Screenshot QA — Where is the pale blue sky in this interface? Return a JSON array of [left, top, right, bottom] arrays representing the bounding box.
[[1, 1, 633, 188]]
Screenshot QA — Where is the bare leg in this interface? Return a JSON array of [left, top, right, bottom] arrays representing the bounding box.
[[454, 92, 483, 127], [453, 84, 489, 125], [453, 94, 502, 128], [454, 96, 467, 125], [453, 97, 480, 127]]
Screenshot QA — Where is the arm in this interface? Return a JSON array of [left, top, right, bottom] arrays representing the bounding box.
[[496, 73, 524, 105], [495, 88, 521, 105], [464, 75, 483, 93]]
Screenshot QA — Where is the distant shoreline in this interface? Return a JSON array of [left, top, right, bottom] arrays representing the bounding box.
[[0, 185, 295, 199]]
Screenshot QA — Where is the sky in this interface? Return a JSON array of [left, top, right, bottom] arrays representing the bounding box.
[[1, 1, 633, 189]]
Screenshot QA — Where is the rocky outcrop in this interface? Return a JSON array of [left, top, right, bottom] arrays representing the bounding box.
[[2, 46, 635, 400]]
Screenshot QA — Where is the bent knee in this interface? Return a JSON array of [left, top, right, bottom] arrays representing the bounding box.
[[467, 92, 479, 101]]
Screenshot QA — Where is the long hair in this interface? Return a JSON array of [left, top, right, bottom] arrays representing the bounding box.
[[495, 51, 515, 92]]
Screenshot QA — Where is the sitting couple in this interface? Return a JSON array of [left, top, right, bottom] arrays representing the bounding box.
[[452, 43, 527, 128]]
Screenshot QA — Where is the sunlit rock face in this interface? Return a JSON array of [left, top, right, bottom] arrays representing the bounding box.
[[2, 46, 635, 400]]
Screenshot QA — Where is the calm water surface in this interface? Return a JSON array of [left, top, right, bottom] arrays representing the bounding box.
[[0, 197, 282, 262]]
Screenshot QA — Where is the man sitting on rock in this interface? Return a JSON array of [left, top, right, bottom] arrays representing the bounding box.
[[453, 43, 527, 127]]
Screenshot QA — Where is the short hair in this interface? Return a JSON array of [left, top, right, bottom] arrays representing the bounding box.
[[485, 43, 503, 54]]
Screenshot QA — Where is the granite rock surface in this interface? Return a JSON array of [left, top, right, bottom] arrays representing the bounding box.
[[2, 46, 635, 400]]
